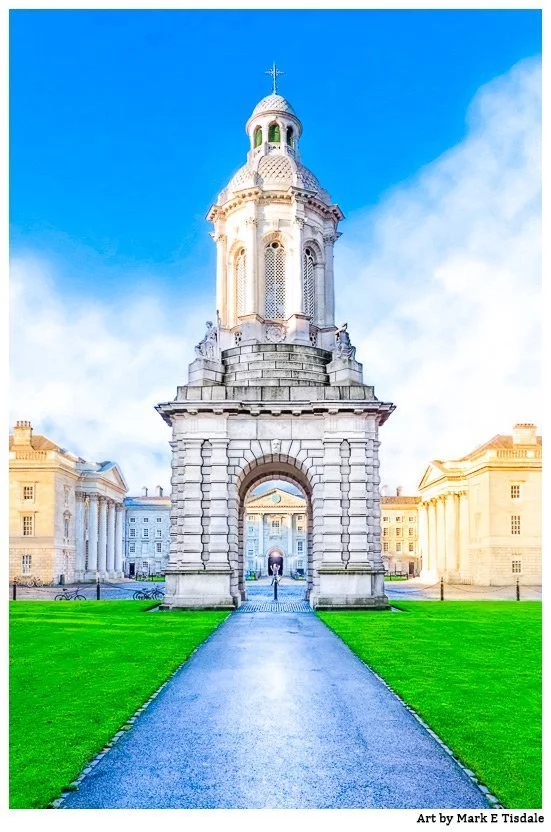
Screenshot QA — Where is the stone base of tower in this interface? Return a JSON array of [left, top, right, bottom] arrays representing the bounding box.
[[162, 567, 236, 609], [313, 565, 389, 610]]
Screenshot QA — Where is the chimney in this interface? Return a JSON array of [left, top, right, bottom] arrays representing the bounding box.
[[12, 420, 33, 446], [156, 485, 163, 497], [512, 423, 537, 446], [396, 486, 403, 497], [380, 484, 388, 497], [142, 486, 148, 497]]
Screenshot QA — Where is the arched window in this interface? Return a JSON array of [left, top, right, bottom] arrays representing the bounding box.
[[286, 126, 294, 146], [265, 242, 286, 320], [303, 247, 316, 319], [235, 248, 246, 317], [254, 126, 262, 148], [268, 123, 281, 143]]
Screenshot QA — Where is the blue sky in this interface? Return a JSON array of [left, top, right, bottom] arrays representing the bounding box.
[[10, 9, 541, 296], [9, 10, 542, 493]]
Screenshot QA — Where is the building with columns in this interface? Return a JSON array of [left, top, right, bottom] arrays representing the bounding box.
[[380, 490, 421, 576], [123, 486, 171, 577], [244, 487, 307, 577], [418, 423, 542, 586], [156, 73, 395, 609], [9, 421, 127, 583]]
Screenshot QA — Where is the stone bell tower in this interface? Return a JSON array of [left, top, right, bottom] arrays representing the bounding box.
[[156, 69, 395, 609]]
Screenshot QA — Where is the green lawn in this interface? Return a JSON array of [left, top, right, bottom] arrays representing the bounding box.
[[10, 602, 229, 809], [318, 602, 541, 809]]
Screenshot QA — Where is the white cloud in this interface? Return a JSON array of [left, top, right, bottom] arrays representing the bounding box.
[[10, 58, 541, 497], [10, 255, 211, 492], [336, 57, 541, 493]]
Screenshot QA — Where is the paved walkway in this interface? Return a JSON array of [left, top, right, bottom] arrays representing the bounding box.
[[385, 578, 542, 601], [63, 582, 487, 809]]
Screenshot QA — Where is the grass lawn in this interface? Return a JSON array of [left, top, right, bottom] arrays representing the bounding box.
[[318, 602, 541, 809], [10, 601, 229, 809]]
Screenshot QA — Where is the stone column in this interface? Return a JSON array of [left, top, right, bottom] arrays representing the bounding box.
[[97, 497, 108, 578], [106, 499, 116, 576], [115, 503, 124, 577], [418, 502, 429, 577], [458, 490, 470, 578], [207, 439, 231, 569], [428, 500, 438, 577], [258, 513, 264, 571], [215, 231, 228, 327], [445, 493, 459, 577], [323, 233, 336, 327], [436, 497, 446, 574], [293, 216, 305, 316], [87, 495, 99, 576], [348, 439, 370, 564], [287, 513, 293, 574], [75, 491, 85, 579], [179, 439, 204, 566], [245, 216, 257, 315], [320, 439, 343, 563]]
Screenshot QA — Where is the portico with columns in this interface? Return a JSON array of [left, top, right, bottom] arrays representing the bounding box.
[[75, 462, 128, 582], [156, 70, 395, 609]]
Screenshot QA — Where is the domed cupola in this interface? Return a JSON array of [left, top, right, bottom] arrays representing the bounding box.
[[207, 66, 344, 354]]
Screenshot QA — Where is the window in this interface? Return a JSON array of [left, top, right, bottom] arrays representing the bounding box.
[[142, 561, 149, 570], [303, 247, 315, 319], [396, 542, 402, 553], [383, 542, 389, 552], [271, 519, 280, 534], [130, 517, 135, 523], [396, 528, 401, 537], [383, 528, 389, 537], [22, 554, 32, 574], [129, 543, 136, 553], [23, 485, 34, 501], [395, 516, 402, 522], [268, 122, 280, 142], [408, 527, 414, 537], [382, 516, 389, 522], [297, 541, 304, 554], [22, 515, 33, 536], [297, 559, 304, 569], [408, 516, 415, 522], [129, 528, 136, 538], [512, 560, 522, 574], [156, 542, 162, 554], [511, 515, 521, 535], [286, 125, 294, 146], [409, 542, 414, 553], [264, 242, 286, 320], [143, 528, 149, 538], [156, 516, 162, 522], [511, 484, 521, 500], [155, 528, 162, 538], [64, 517, 70, 538], [143, 517, 149, 523], [254, 126, 262, 147], [236, 248, 246, 317]]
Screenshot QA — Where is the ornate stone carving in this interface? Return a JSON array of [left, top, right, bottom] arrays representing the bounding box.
[[195, 321, 219, 360], [271, 439, 281, 454], [333, 322, 356, 360], [309, 324, 318, 347], [265, 324, 286, 343]]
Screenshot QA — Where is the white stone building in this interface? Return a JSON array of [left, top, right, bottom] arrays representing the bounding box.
[[123, 487, 171, 577], [244, 487, 307, 577], [156, 74, 395, 609]]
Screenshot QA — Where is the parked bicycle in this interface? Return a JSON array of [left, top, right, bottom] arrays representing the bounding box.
[[133, 588, 165, 601], [54, 587, 86, 601], [13, 575, 48, 587]]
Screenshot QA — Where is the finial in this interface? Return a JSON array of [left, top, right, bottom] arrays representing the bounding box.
[[265, 62, 284, 95]]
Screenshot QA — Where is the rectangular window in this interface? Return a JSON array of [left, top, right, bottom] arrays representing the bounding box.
[[130, 517, 136, 523], [271, 519, 280, 534], [383, 527, 389, 537], [297, 560, 304, 569], [129, 543, 136, 553], [129, 528, 136, 538], [142, 561, 149, 569], [155, 528, 162, 538], [512, 560, 522, 574], [143, 517, 149, 523], [396, 542, 402, 553], [408, 527, 414, 537], [143, 528, 149, 538], [156, 541, 162, 553], [511, 484, 521, 500], [511, 515, 521, 535], [408, 516, 415, 522], [64, 517, 69, 538], [396, 528, 401, 537], [383, 542, 389, 552], [297, 541, 303, 553], [156, 516, 162, 522], [248, 525, 254, 535], [23, 485, 34, 501], [22, 554, 32, 574], [395, 516, 402, 522], [22, 515, 33, 536], [409, 542, 414, 553], [382, 516, 389, 522]]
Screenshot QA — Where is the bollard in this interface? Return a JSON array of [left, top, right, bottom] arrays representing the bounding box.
[[96, 578, 101, 601], [440, 577, 444, 601], [516, 578, 520, 601], [12, 581, 17, 601], [274, 576, 278, 602]]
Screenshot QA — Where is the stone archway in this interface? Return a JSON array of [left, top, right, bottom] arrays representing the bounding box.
[[232, 455, 316, 605]]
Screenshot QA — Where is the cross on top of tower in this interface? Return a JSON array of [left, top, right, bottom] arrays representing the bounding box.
[[265, 62, 284, 95]]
